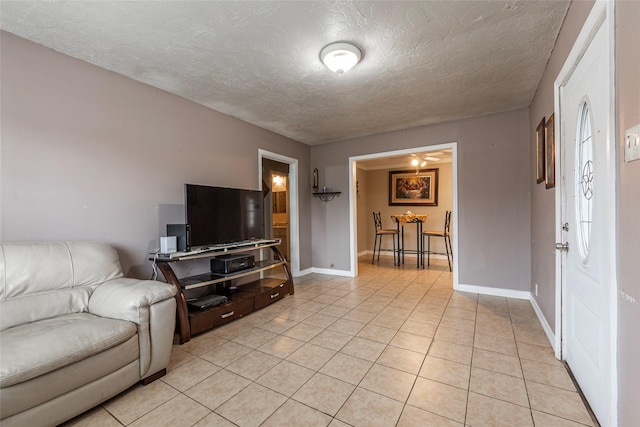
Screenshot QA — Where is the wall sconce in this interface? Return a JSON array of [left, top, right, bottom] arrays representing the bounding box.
[[312, 168, 319, 192]]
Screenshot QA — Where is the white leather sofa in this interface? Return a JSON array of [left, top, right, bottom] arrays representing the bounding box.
[[0, 242, 177, 427]]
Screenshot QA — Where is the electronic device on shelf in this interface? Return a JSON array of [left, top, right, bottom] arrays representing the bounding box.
[[187, 294, 228, 311], [211, 254, 255, 274], [167, 224, 190, 252]]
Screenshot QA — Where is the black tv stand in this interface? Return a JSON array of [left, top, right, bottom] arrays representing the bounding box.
[[153, 240, 293, 344]]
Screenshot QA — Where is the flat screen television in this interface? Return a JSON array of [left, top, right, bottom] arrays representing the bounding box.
[[185, 184, 264, 249]]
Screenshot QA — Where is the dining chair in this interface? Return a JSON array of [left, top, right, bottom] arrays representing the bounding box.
[[421, 210, 452, 271], [372, 212, 399, 265]]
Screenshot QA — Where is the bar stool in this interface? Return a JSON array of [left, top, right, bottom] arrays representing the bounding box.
[[372, 212, 399, 264], [421, 211, 452, 271]]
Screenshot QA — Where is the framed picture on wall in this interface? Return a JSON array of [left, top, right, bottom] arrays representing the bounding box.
[[536, 117, 545, 184], [545, 114, 556, 189], [389, 169, 439, 206]]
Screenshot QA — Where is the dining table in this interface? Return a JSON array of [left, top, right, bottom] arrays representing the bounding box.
[[391, 213, 428, 268]]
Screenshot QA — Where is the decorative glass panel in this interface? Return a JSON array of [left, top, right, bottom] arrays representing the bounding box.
[[576, 100, 593, 259]]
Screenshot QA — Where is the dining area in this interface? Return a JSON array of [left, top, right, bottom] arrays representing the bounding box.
[[355, 152, 454, 274], [372, 210, 452, 271]]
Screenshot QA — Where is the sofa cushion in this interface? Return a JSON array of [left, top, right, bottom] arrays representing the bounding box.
[[65, 242, 124, 287], [0, 313, 136, 387], [0, 288, 92, 332], [0, 336, 139, 420], [0, 242, 123, 301]]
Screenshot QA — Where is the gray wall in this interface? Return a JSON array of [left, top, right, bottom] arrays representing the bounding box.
[[311, 109, 531, 291], [615, 1, 640, 425], [0, 31, 312, 278]]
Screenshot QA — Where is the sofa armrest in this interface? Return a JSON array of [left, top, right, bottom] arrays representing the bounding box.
[[88, 278, 176, 325], [88, 278, 177, 379]]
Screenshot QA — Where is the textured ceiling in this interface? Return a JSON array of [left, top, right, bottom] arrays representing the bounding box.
[[0, 1, 570, 145]]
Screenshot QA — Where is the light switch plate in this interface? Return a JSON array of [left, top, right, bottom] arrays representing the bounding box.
[[624, 124, 640, 163]]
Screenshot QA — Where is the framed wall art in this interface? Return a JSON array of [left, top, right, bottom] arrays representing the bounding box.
[[536, 117, 546, 184], [545, 114, 556, 189], [389, 169, 438, 206]]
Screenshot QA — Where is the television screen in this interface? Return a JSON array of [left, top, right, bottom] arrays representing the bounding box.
[[185, 184, 264, 248]]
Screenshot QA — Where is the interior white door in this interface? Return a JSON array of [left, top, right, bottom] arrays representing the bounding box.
[[558, 4, 615, 425]]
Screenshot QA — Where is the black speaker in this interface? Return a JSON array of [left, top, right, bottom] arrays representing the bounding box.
[[167, 224, 191, 252]]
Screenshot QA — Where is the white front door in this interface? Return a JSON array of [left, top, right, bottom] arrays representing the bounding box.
[[556, 2, 616, 425]]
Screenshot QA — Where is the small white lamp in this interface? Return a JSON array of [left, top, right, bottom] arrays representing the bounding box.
[[320, 42, 362, 75]]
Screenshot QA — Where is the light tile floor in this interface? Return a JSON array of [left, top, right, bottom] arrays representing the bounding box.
[[63, 256, 597, 427]]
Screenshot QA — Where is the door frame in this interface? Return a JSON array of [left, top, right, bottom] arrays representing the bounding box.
[[553, 1, 617, 424], [258, 149, 300, 277], [348, 142, 458, 287]]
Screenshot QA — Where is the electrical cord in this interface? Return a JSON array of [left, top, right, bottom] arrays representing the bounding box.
[[151, 252, 160, 280]]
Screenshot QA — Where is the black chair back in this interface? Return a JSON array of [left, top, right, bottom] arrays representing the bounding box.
[[444, 211, 452, 235], [373, 212, 383, 231]]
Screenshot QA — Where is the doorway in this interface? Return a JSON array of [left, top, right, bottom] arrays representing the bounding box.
[[270, 170, 289, 261], [555, 2, 616, 425], [348, 143, 458, 286], [259, 149, 300, 276]]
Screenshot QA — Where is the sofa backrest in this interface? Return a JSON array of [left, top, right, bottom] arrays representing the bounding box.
[[0, 242, 124, 330]]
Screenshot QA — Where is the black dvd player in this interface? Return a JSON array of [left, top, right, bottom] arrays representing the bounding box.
[[211, 254, 255, 274], [187, 294, 228, 311]]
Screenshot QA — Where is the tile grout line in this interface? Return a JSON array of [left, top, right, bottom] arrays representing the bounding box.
[[508, 298, 538, 427], [464, 291, 480, 427]]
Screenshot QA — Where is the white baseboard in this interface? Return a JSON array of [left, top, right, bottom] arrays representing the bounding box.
[[294, 267, 314, 277], [295, 267, 353, 277], [529, 296, 556, 351], [310, 267, 354, 277], [456, 283, 531, 300]]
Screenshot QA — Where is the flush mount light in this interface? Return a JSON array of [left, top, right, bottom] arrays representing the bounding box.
[[320, 42, 362, 74]]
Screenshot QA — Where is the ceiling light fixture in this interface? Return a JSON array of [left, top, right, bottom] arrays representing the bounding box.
[[320, 42, 362, 75]]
